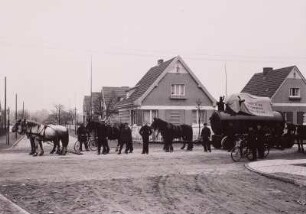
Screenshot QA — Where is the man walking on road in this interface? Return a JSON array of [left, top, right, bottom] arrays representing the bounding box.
[[201, 123, 211, 152], [77, 123, 89, 152], [139, 123, 152, 154]]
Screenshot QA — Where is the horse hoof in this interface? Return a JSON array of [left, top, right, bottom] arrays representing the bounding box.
[[33, 153, 38, 157], [39, 152, 44, 156], [50, 151, 55, 154]]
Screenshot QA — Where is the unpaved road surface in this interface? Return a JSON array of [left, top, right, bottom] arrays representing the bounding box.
[[0, 137, 305, 214]]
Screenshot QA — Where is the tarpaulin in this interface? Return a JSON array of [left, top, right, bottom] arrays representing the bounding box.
[[225, 93, 273, 117]]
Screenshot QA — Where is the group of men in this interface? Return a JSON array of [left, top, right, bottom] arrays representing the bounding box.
[[77, 122, 153, 155]]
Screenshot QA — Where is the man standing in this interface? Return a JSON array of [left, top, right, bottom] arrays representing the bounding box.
[[97, 121, 108, 155], [77, 123, 89, 152], [201, 123, 211, 152], [139, 123, 152, 154]]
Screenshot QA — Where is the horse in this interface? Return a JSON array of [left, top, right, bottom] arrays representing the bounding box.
[[284, 123, 305, 153], [151, 118, 193, 152], [12, 120, 36, 155], [14, 119, 69, 156]]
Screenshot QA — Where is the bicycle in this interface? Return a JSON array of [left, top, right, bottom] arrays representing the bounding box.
[[230, 135, 254, 162], [231, 135, 270, 162]]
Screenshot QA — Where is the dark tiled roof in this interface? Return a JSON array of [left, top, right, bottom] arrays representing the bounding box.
[[117, 57, 175, 107], [102, 86, 129, 105], [241, 66, 295, 98]]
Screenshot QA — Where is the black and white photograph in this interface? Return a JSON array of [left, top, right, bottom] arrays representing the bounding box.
[[0, 0, 305, 213]]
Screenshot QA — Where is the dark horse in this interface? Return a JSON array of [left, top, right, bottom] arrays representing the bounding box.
[[285, 123, 305, 153], [86, 121, 122, 154], [12, 119, 69, 156], [151, 118, 193, 152]]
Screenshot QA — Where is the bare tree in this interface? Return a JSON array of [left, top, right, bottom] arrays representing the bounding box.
[[54, 104, 64, 125]]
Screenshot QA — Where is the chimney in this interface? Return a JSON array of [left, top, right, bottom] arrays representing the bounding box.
[[157, 59, 164, 65], [263, 67, 273, 75]]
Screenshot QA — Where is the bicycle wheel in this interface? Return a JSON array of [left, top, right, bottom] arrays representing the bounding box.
[[74, 140, 81, 153], [245, 148, 254, 161], [263, 145, 270, 158], [88, 139, 97, 151], [231, 146, 242, 162]]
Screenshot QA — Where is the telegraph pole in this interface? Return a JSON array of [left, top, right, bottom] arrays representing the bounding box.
[[7, 108, 10, 145], [90, 55, 93, 121], [74, 106, 77, 135], [22, 101, 24, 118], [15, 94, 17, 140], [4, 77, 7, 144]]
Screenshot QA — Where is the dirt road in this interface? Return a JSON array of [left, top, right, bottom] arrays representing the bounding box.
[[0, 138, 305, 214]]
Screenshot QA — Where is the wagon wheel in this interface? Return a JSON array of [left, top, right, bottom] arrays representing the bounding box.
[[221, 136, 235, 151]]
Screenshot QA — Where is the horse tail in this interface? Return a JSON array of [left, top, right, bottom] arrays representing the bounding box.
[[61, 128, 69, 147]]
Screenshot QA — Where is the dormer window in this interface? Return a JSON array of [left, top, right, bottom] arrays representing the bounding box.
[[289, 88, 300, 99]]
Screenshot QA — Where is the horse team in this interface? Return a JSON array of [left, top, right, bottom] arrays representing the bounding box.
[[12, 118, 306, 157], [12, 118, 194, 156]]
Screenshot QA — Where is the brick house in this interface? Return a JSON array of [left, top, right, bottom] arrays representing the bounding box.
[[241, 66, 306, 124], [116, 56, 216, 126]]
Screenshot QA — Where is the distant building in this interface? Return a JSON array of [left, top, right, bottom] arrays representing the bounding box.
[[242, 66, 306, 124], [83, 86, 129, 123], [116, 56, 216, 125]]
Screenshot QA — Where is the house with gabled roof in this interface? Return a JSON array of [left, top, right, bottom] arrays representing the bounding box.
[[116, 56, 216, 126], [241, 66, 306, 124], [83, 86, 129, 123]]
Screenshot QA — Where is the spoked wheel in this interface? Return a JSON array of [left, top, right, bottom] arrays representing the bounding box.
[[245, 148, 254, 161], [74, 141, 81, 153], [89, 139, 97, 151], [231, 146, 242, 162]]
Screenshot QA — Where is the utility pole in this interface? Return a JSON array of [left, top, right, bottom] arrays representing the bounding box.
[[22, 101, 24, 118], [74, 106, 77, 135], [15, 94, 17, 140], [225, 62, 228, 97], [7, 108, 10, 145], [90, 55, 93, 121], [4, 77, 7, 144]]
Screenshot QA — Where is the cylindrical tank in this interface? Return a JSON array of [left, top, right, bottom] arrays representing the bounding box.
[[210, 111, 285, 149]]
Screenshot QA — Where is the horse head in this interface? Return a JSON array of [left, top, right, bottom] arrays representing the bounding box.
[[12, 119, 21, 133]]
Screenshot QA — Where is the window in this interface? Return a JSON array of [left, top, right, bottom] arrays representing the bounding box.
[[282, 112, 293, 124], [289, 88, 300, 98], [171, 84, 185, 96], [192, 110, 207, 124], [143, 110, 158, 124], [297, 112, 304, 125]]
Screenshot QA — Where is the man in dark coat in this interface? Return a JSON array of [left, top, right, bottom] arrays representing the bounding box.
[[247, 126, 257, 161], [201, 123, 211, 152], [139, 123, 152, 154], [118, 123, 132, 154], [256, 124, 265, 159], [77, 123, 89, 151], [97, 121, 108, 155]]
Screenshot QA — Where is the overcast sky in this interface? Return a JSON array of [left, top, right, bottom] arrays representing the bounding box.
[[0, 0, 305, 114]]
